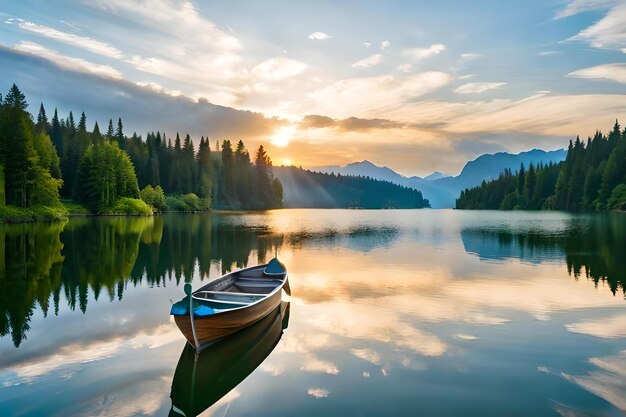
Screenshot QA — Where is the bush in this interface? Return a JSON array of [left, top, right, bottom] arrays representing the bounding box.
[[140, 185, 167, 212], [608, 184, 626, 210], [181, 193, 205, 211], [165, 196, 188, 212], [102, 198, 152, 215], [164, 193, 208, 212], [0, 204, 68, 223]]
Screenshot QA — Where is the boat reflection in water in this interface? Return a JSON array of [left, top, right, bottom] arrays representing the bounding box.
[[169, 302, 290, 417]]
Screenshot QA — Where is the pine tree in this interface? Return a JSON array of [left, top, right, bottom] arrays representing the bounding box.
[[36, 103, 48, 133], [116, 117, 125, 149], [106, 119, 114, 139]]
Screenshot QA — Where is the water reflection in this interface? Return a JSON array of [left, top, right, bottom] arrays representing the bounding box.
[[169, 302, 289, 417], [461, 213, 626, 296], [0, 214, 282, 347], [1, 210, 625, 417]]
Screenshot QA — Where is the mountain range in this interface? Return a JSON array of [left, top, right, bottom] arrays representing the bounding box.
[[311, 149, 567, 208]]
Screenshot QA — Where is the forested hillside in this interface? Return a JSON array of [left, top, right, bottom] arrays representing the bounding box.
[[273, 166, 430, 208], [456, 120, 626, 211], [0, 84, 282, 221]]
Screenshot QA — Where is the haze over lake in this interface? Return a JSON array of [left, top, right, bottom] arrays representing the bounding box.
[[1, 210, 625, 416]]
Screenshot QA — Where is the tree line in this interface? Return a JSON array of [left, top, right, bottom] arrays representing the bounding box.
[[0, 84, 283, 217], [456, 120, 626, 211], [273, 166, 430, 208]]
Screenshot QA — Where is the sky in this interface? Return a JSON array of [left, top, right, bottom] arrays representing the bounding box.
[[1, 0, 625, 176]]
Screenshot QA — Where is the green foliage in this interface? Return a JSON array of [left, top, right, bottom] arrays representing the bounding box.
[[0, 204, 68, 223], [74, 140, 140, 211], [1, 84, 283, 219], [607, 184, 626, 211], [164, 193, 207, 212], [102, 197, 152, 215], [140, 185, 167, 211], [165, 196, 188, 212], [274, 166, 430, 208], [457, 118, 626, 212], [61, 200, 91, 215], [0, 84, 63, 210], [457, 162, 560, 210]]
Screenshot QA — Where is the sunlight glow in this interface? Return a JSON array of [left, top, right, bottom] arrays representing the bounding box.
[[271, 125, 296, 147]]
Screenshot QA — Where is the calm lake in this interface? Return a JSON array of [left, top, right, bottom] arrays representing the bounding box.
[[1, 210, 625, 416]]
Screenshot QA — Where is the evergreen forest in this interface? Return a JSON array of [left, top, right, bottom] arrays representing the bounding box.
[[0, 84, 283, 221], [273, 166, 430, 208], [456, 120, 626, 211]]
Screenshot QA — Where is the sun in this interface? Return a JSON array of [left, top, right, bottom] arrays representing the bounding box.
[[270, 125, 296, 147]]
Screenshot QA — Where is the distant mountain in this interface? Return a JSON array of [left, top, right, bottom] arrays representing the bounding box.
[[272, 166, 430, 209], [315, 160, 406, 184], [310, 149, 567, 208], [423, 171, 449, 181]]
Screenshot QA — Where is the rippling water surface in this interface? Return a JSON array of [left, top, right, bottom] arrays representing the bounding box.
[[1, 210, 625, 416]]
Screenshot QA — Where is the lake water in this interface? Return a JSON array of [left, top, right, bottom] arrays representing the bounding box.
[[1, 210, 625, 416]]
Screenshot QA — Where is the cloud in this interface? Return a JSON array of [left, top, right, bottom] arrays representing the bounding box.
[[308, 31, 331, 40], [86, 0, 244, 105], [307, 71, 452, 119], [16, 20, 124, 58], [568, 63, 626, 83], [381, 40, 391, 50], [454, 82, 507, 94], [403, 43, 446, 60], [555, 0, 619, 19], [458, 74, 475, 80], [0, 46, 285, 141], [563, 350, 626, 412], [460, 53, 481, 60], [363, 42, 372, 48], [566, 3, 626, 53], [301, 114, 404, 131], [251, 57, 308, 81], [565, 314, 626, 338], [307, 388, 330, 398], [352, 53, 383, 68], [538, 50, 560, 56], [14, 41, 123, 79], [397, 64, 412, 73]]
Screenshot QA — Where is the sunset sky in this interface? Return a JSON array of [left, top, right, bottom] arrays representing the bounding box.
[[1, 0, 625, 176]]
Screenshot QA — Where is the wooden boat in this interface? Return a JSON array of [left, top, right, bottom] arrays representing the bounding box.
[[170, 258, 289, 351], [169, 302, 290, 417]]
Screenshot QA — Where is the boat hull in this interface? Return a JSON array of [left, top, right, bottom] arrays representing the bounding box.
[[174, 289, 282, 350]]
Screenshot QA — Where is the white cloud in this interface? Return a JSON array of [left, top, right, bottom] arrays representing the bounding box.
[[458, 74, 475, 80], [404, 43, 446, 60], [460, 53, 481, 60], [563, 351, 626, 412], [352, 53, 383, 68], [454, 82, 507, 94], [351, 348, 382, 365], [569, 63, 626, 83], [252, 57, 308, 81], [88, 0, 243, 105], [307, 71, 452, 119], [555, 0, 619, 19], [381, 40, 391, 50], [566, 3, 626, 53], [308, 31, 331, 40], [566, 314, 626, 338], [363, 42, 372, 48], [308, 388, 330, 398], [538, 50, 560, 56], [397, 63, 412, 73], [14, 41, 122, 79], [17, 20, 124, 58], [301, 353, 340, 375]]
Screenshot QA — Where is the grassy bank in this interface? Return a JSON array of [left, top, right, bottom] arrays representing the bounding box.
[[0, 205, 68, 223]]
